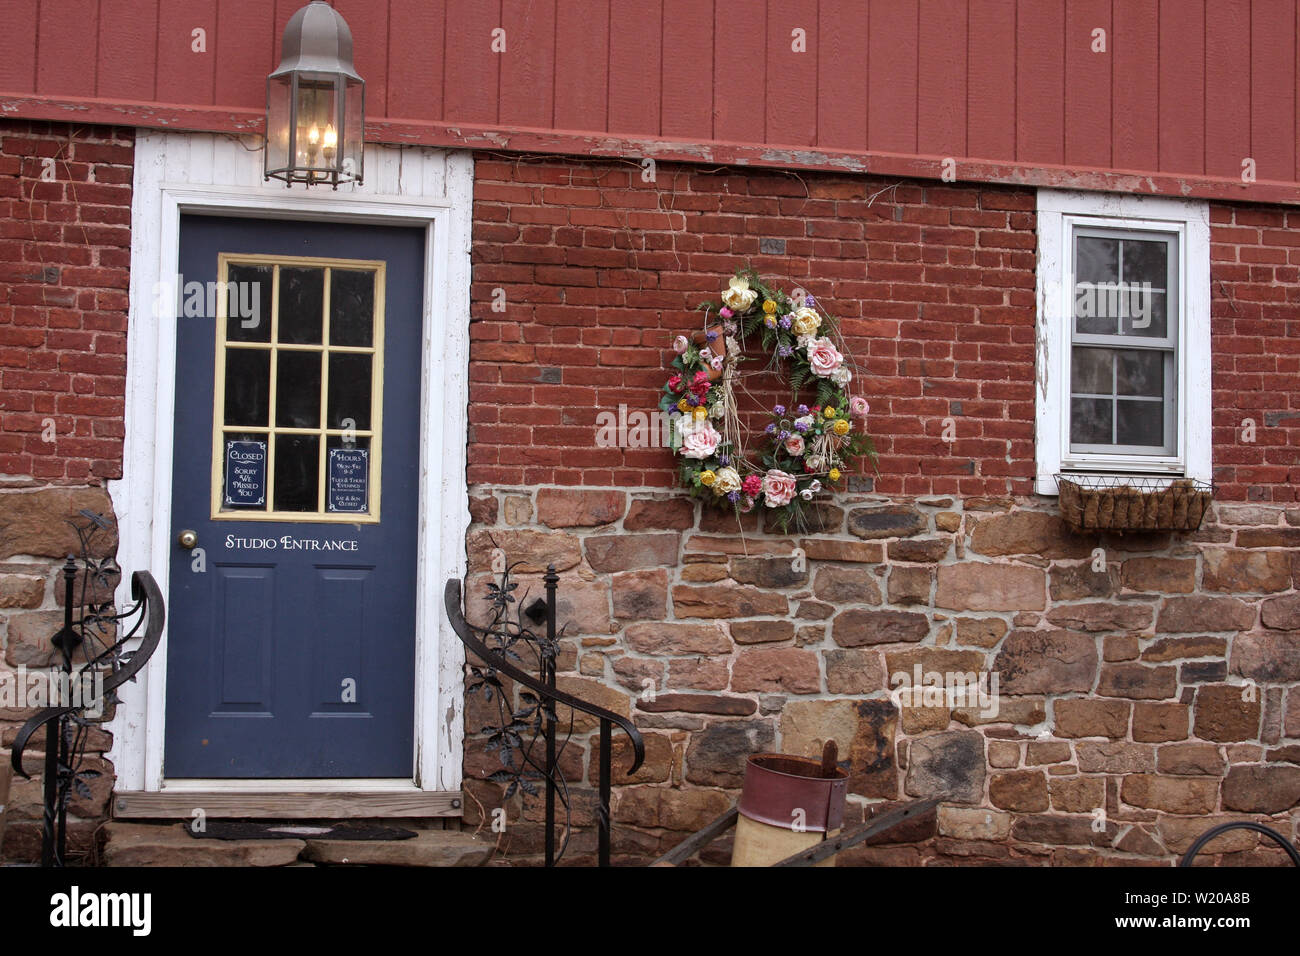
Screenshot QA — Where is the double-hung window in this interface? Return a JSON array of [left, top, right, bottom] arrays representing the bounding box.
[[1035, 191, 1211, 495]]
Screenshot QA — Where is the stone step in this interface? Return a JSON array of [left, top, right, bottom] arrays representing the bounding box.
[[102, 823, 305, 867], [102, 822, 495, 867], [300, 829, 493, 867]]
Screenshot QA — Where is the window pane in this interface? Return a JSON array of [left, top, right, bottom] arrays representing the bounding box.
[[275, 350, 322, 428], [279, 267, 324, 344], [1124, 290, 1167, 338], [1116, 350, 1164, 397], [222, 434, 268, 510], [1117, 400, 1163, 447], [1122, 239, 1167, 287], [329, 269, 375, 347], [1071, 397, 1113, 444], [225, 264, 273, 343], [1076, 236, 1119, 284], [325, 434, 371, 513], [274, 434, 320, 511], [327, 353, 373, 429], [223, 348, 270, 426], [1072, 347, 1113, 395], [1074, 288, 1120, 334]]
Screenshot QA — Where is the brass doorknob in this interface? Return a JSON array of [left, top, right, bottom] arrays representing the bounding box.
[[177, 530, 199, 550]]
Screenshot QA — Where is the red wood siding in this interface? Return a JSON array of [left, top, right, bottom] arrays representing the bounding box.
[[4, 0, 1300, 196]]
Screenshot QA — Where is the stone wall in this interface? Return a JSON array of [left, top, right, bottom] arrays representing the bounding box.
[[462, 486, 1300, 865]]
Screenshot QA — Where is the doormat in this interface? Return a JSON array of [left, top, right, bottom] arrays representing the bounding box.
[[185, 821, 418, 841]]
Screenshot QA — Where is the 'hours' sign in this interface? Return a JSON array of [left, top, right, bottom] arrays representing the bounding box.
[[327, 447, 369, 513]]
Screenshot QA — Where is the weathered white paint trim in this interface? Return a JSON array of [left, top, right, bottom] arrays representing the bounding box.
[[108, 132, 471, 795], [1034, 189, 1212, 495]]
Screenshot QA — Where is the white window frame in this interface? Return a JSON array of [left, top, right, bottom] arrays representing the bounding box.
[[1035, 190, 1211, 496]]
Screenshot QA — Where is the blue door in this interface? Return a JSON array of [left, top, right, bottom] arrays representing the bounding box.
[[165, 216, 423, 778]]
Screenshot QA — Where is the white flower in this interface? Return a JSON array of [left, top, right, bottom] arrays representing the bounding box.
[[713, 466, 742, 494], [791, 307, 821, 335], [794, 414, 815, 431], [800, 488, 814, 500], [832, 365, 852, 387], [721, 276, 757, 312], [808, 479, 822, 493]]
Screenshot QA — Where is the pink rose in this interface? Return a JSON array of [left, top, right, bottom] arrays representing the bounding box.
[[806, 337, 843, 378], [761, 469, 797, 507], [784, 434, 805, 457], [850, 396, 869, 418], [679, 420, 721, 459], [673, 335, 689, 354]]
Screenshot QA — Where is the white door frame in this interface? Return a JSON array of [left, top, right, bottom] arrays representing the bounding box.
[[107, 131, 471, 795]]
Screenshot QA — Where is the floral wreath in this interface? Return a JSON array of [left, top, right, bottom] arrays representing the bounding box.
[[659, 269, 877, 532]]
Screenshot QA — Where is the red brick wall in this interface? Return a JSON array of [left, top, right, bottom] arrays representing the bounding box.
[[0, 120, 133, 483], [471, 157, 1300, 502], [1210, 205, 1300, 503], [469, 159, 1040, 497]]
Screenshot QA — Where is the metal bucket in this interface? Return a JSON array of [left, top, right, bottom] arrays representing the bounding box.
[[731, 753, 848, 867]]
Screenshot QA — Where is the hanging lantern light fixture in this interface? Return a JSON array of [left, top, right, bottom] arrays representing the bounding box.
[[264, 1, 365, 188]]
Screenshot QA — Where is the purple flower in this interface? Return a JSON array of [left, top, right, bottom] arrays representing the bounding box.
[[706, 330, 718, 342], [777, 344, 792, 358], [765, 423, 776, 435], [719, 455, 731, 466], [727, 490, 740, 502], [805, 295, 816, 306], [773, 404, 786, 416], [794, 421, 809, 433], [778, 316, 792, 330], [797, 404, 809, 415], [777, 430, 790, 441]]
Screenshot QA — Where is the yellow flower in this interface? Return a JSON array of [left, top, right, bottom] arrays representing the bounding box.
[[829, 467, 842, 481], [693, 407, 707, 421], [677, 398, 690, 412], [699, 470, 716, 486], [823, 407, 837, 419], [832, 419, 850, 436], [762, 299, 777, 314]]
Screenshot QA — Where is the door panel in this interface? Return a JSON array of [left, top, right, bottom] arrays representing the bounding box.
[[166, 216, 424, 778]]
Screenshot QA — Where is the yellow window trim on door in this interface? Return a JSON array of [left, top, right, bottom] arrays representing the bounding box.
[[208, 252, 386, 524]]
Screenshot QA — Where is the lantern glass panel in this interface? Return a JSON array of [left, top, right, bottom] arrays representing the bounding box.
[[265, 74, 294, 178], [294, 73, 341, 177], [342, 77, 364, 183]]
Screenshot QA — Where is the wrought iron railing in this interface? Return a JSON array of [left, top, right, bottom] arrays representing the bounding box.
[[10, 512, 164, 867], [444, 563, 644, 867]]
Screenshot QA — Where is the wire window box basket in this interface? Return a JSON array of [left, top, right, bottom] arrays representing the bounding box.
[[1055, 474, 1214, 533]]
